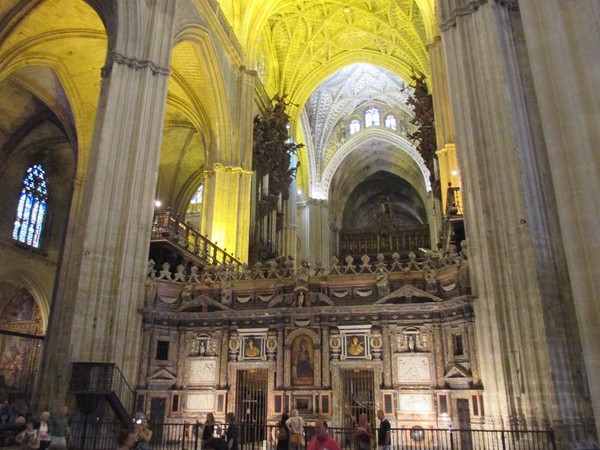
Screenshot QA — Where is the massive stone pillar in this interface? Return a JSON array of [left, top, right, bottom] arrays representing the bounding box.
[[517, 1, 600, 438], [202, 163, 253, 262], [438, 0, 595, 445], [36, 0, 177, 409]]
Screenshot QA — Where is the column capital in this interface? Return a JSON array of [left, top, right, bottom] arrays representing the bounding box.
[[439, 0, 487, 31], [440, 0, 518, 31], [426, 35, 442, 51], [101, 51, 171, 78]]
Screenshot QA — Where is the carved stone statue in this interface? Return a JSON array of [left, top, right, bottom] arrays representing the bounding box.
[[297, 291, 305, 307], [144, 260, 157, 303], [457, 258, 471, 294], [172, 264, 187, 282], [221, 280, 233, 305], [425, 267, 437, 293], [179, 284, 193, 306], [376, 268, 390, 296], [295, 260, 310, 285], [158, 262, 172, 280]]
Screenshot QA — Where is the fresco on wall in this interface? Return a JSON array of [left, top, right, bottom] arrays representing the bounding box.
[[1, 288, 35, 322], [0, 285, 41, 392]]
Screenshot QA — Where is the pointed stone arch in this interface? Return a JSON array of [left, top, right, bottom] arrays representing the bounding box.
[[316, 128, 431, 200]]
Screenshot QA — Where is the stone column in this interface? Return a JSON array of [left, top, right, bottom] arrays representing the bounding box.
[[381, 324, 392, 388], [283, 155, 299, 261], [438, 0, 593, 441], [176, 331, 189, 389], [299, 199, 331, 266], [36, 0, 177, 409], [518, 0, 600, 438], [465, 315, 480, 386], [276, 329, 284, 388], [432, 319, 445, 388], [321, 327, 330, 387], [137, 328, 151, 388], [219, 329, 230, 389]]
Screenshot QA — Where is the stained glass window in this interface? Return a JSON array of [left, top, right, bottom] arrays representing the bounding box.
[[188, 185, 204, 213], [385, 114, 397, 130], [13, 164, 48, 248], [365, 107, 380, 127], [349, 119, 361, 135]]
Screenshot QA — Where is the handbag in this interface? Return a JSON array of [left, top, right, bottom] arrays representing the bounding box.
[[290, 432, 304, 446]]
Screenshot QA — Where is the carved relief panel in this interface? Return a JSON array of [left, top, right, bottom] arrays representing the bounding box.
[[187, 358, 218, 386]]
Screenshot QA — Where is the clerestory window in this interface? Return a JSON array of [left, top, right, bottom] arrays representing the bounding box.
[[365, 107, 380, 127], [12, 164, 48, 248], [385, 114, 397, 130], [349, 119, 361, 135]]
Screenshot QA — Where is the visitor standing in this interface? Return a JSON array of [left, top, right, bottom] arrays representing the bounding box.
[[286, 409, 305, 450], [276, 413, 290, 450], [376, 410, 390, 450], [49, 406, 71, 449], [38, 412, 51, 450], [354, 413, 373, 450], [225, 412, 238, 450]]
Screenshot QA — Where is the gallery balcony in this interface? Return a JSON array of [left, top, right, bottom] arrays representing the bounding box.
[[151, 212, 243, 270]]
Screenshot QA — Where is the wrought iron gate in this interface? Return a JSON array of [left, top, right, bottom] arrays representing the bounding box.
[[342, 369, 375, 427], [236, 369, 268, 444]]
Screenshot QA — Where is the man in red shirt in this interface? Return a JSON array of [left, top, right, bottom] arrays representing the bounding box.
[[307, 421, 342, 450]]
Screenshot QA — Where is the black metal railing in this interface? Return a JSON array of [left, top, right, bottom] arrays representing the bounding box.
[[70, 363, 135, 422], [67, 423, 557, 450], [151, 212, 243, 268]]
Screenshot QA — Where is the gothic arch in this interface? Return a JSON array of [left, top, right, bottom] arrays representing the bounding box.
[[316, 128, 431, 200], [172, 25, 234, 162]]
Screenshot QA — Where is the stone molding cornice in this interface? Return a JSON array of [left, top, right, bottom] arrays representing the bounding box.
[[101, 51, 170, 78], [439, 0, 518, 32]]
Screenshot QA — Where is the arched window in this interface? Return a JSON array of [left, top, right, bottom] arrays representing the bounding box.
[[349, 119, 361, 135], [385, 114, 397, 130], [13, 164, 48, 248], [365, 107, 380, 127], [188, 185, 204, 214]]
